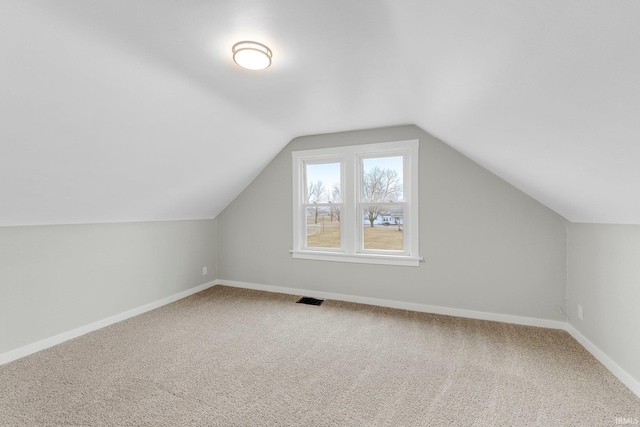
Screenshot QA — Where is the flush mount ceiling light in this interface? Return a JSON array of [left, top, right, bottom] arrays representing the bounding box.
[[232, 41, 272, 71]]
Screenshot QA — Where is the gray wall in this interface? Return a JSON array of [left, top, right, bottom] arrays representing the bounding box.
[[0, 219, 217, 354], [567, 223, 640, 382], [217, 125, 568, 320]]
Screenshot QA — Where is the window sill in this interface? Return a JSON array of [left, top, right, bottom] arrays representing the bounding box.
[[290, 250, 423, 267]]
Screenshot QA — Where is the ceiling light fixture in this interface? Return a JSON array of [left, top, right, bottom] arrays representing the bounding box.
[[232, 41, 272, 71]]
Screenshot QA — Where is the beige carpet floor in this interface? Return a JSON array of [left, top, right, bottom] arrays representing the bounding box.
[[0, 285, 638, 426]]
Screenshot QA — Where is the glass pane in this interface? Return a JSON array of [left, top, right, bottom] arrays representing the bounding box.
[[363, 206, 404, 251], [361, 156, 403, 202], [306, 206, 341, 248], [305, 162, 341, 204]]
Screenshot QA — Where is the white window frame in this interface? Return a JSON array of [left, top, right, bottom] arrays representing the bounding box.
[[291, 139, 421, 267]]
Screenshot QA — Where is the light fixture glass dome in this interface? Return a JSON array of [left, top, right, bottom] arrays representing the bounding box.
[[232, 41, 272, 71]]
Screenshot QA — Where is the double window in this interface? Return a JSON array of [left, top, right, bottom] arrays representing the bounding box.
[[291, 139, 420, 266]]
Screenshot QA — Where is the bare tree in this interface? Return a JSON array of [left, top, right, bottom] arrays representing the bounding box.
[[306, 180, 326, 224], [329, 184, 341, 222], [362, 167, 402, 227]]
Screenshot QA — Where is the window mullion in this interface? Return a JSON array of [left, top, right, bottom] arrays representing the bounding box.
[[343, 153, 356, 255]]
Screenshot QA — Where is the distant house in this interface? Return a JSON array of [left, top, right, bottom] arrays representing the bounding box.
[[367, 206, 403, 226]]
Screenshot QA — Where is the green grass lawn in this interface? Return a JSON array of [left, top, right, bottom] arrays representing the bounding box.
[[363, 225, 403, 250], [306, 220, 403, 250], [306, 220, 340, 248]]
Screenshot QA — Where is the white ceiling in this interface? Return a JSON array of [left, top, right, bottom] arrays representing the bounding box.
[[2, 0, 639, 226]]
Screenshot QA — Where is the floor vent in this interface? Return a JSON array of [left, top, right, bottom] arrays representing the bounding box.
[[296, 297, 324, 306]]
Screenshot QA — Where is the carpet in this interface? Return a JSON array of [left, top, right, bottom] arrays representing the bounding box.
[[0, 285, 638, 426]]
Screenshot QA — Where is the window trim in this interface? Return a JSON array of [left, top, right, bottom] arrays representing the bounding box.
[[292, 139, 421, 267]]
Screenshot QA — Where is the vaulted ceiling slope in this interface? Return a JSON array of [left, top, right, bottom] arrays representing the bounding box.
[[2, 1, 639, 226]]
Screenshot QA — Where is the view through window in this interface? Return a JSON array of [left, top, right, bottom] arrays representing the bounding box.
[[360, 156, 404, 251], [305, 162, 341, 249]]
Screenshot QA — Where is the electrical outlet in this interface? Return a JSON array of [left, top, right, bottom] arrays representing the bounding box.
[[578, 305, 583, 320], [202, 266, 207, 276]]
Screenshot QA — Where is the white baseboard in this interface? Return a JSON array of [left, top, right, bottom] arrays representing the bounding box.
[[215, 279, 566, 329], [0, 280, 216, 366], [565, 323, 640, 398], [5, 278, 638, 400]]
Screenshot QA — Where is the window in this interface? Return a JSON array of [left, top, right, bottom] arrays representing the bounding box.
[[291, 139, 421, 266]]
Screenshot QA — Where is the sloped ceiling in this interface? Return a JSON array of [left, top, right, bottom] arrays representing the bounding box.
[[2, 0, 639, 226]]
